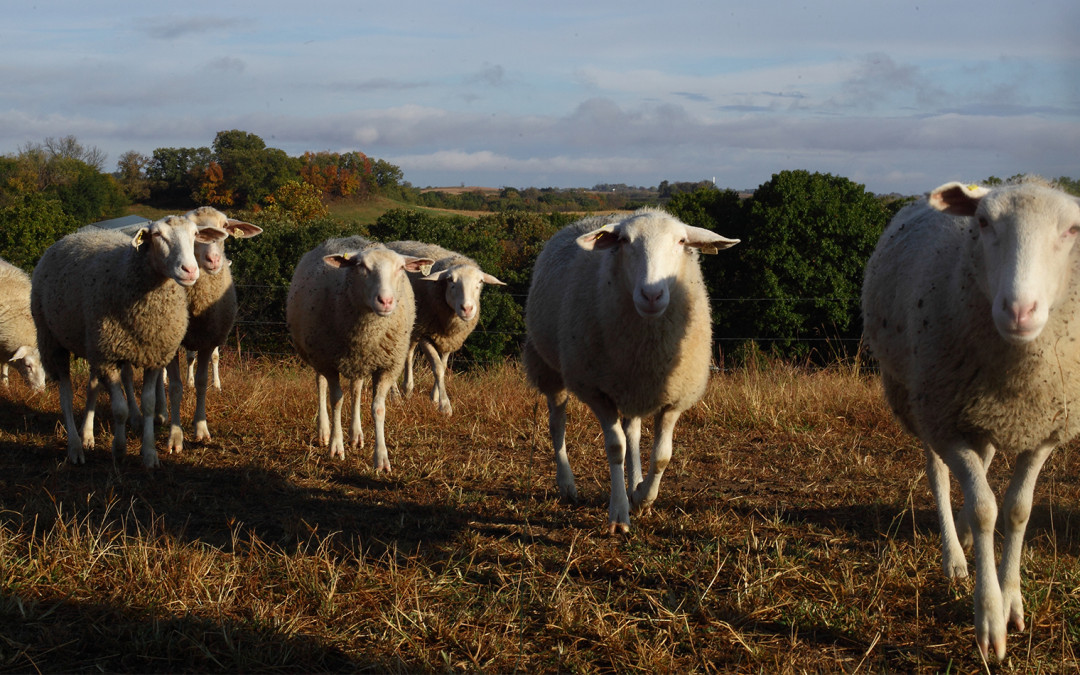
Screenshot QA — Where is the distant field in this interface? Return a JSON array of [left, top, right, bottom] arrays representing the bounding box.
[[1, 358, 1077, 672]]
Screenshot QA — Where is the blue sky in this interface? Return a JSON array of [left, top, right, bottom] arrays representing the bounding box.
[[2, 0, 1077, 194]]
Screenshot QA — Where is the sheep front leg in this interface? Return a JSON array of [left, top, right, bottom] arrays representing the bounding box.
[[370, 371, 394, 472], [944, 444, 1006, 661], [100, 370, 130, 464], [138, 368, 161, 468], [622, 416, 643, 497], [325, 372, 347, 460], [167, 352, 185, 453], [582, 394, 630, 534], [925, 446, 968, 578], [998, 443, 1053, 634], [630, 408, 679, 514], [316, 373, 331, 447], [121, 363, 141, 433], [349, 377, 365, 449], [401, 341, 418, 398], [420, 341, 452, 415], [956, 442, 996, 548], [192, 347, 214, 442]]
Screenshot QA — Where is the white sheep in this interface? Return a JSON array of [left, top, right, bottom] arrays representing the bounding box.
[[30, 216, 228, 467], [861, 179, 1080, 660], [286, 236, 433, 470], [0, 258, 46, 393], [386, 240, 505, 415], [522, 207, 738, 534], [163, 206, 262, 453]]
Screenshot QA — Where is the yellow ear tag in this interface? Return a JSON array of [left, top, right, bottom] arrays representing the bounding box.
[[967, 184, 980, 192], [420, 263, 434, 276], [132, 230, 146, 248]]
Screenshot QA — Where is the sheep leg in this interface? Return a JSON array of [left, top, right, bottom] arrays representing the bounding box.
[[956, 442, 996, 548], [210, 347, 221, 391], [401, 341, 418, 398], [580, 392, 630, 534], [135, 368, 161, 468], [925, 445, 968, 578], [419, 340, 452, 415], [121, 363, 141, 433], [316, 373, 331, 446], [99, 369, 130, 464], [185, 349, 197, 388], [546, 391, 575, 501], [629, 408, 679, 514], [326, 372, 346, 460], [80, 373, 102, 452], [998, 443, 1052, 634], [349, 378, 365, 449], [58, 369, 85, 464], [943, 443, 1006, 661], [167, 352, 185, 453], [622, 416, 643, 496], [154, 367, 167, 426], [192, 347, 214, 442], [370, 371, 393, 472], [1, 363, 7, 387]]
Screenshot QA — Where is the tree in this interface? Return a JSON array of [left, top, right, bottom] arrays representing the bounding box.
[[146, 146, 212, 204], [115, 151, 151, 202], [209, 130, 299, 207], [735, 170, 889, 360], [0, 191, 77, 269]]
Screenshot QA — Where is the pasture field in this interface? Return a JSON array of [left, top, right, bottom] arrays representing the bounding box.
[[0, 356, 1078, 673]]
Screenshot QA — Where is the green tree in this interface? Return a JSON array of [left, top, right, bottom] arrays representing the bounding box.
[[146, 146, 212, 204], [210, 130, 299, 208], [0, 191, 77, 269], [115, 151, 151, 202]]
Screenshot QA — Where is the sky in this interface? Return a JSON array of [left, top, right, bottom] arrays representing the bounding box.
[[2, 1, 1078, 195]]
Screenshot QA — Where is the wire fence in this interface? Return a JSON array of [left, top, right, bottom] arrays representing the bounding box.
[[225, 284, 867, 369]]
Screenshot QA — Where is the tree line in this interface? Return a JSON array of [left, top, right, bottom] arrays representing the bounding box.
[[3, 131, 1077, 365]]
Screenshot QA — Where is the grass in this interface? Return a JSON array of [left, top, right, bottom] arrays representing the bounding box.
[[0, 357, 1078, 672]]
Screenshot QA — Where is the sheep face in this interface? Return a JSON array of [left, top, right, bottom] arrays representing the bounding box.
[[135, 216, 229, 288], [426, 264, 506, 321], [9, 345, 45, 393], [929, 182, 1080, 344], [185, 207, 263, 276], [576, 211, 738, 319], [324, 246, 434, 317]]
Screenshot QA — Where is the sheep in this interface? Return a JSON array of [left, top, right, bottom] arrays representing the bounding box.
[[522, 207, 738, 534], [286, 236, 434, 470], [385, 240, 505, 415], [0, 258, 46, 393], [860, 179, 1080, 660], [163, 206, 262, 454], [30, 216, 229, 467]]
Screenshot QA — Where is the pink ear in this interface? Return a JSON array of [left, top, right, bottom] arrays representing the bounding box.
[[576, 226, 621, 251], [226, 220, 263, 238], [928, 182, 990, 216]]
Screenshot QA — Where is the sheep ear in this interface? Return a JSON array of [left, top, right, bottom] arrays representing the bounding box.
[[225, 220, 263, 238], [131, 227, 150, 249], [404, 257, 436, 276], [576, 224, 621, 250], [324, 252, 361, 268], [481, 272, 506, 286], [9, 345, 29, 362], [195, 226, 229, 244], [421, 269, 448, 282], [685, 225, 739, 254], [928, 182, 990, 216]]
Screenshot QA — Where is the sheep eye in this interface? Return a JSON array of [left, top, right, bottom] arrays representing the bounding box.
[[977, 217, 989, 229], [1069, 224, 1080, 236]]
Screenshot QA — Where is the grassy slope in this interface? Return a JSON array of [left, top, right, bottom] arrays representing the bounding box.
[[0, 358, 1077, 673]]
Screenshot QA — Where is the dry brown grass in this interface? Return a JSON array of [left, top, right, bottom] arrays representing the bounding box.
[[1, 355, 1078, 672]]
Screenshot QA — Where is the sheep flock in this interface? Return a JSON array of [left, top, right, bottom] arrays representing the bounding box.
[[6, 186, 1080, 661]]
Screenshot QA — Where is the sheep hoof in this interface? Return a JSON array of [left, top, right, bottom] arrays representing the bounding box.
[[329, 445, 345, 460], [169, 428, 184, 454], [67, 446, 85, 465], [439, 402, 453, 415], [195, 422, 211, 443], [606, 521, 630, 536], [142, 450, 160, 469]]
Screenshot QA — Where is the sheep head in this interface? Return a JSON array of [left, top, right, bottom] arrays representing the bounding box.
[[576, 210, 738, 319], [324, 245, 435, 317], [133, 216, 229, 288], [423, 263, 506, 321], [929, 181, 1080, 344], [9, 344, 45, 393], [185, 206, 263, 275]]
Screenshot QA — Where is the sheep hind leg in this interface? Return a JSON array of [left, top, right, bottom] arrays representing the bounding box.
[[59, 370, 85, 464], [579, 394, 630, 535], [370, 371, 393, 472], [80, 373, 102, 452], [192, 347, 214, 443], [349, 378, 365, 449], [629, 408, 680, 515], [325, 373, 347, 460], [316, 372, 331, 447], [998, 443, 1053, 634], [166, 353, 185, 454], [420, 340, 452, 415], [956, 441, 996, 548], [522, 341, 576, 501], [137, 368, 161, 468], [623, 417, 643, 498]]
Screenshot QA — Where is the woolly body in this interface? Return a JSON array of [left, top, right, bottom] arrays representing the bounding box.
[[287, 235, 433, 469], [861, 180, 1080, 659], [387, 240, 504, 414], [0, 258, 45, 391], [523, 207, 738, 532]]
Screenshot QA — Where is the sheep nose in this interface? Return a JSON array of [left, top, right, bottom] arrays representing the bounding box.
[[1006, 299, 1038, 329], [461, 303, 476, 318], [377, 295, 396, 313]]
